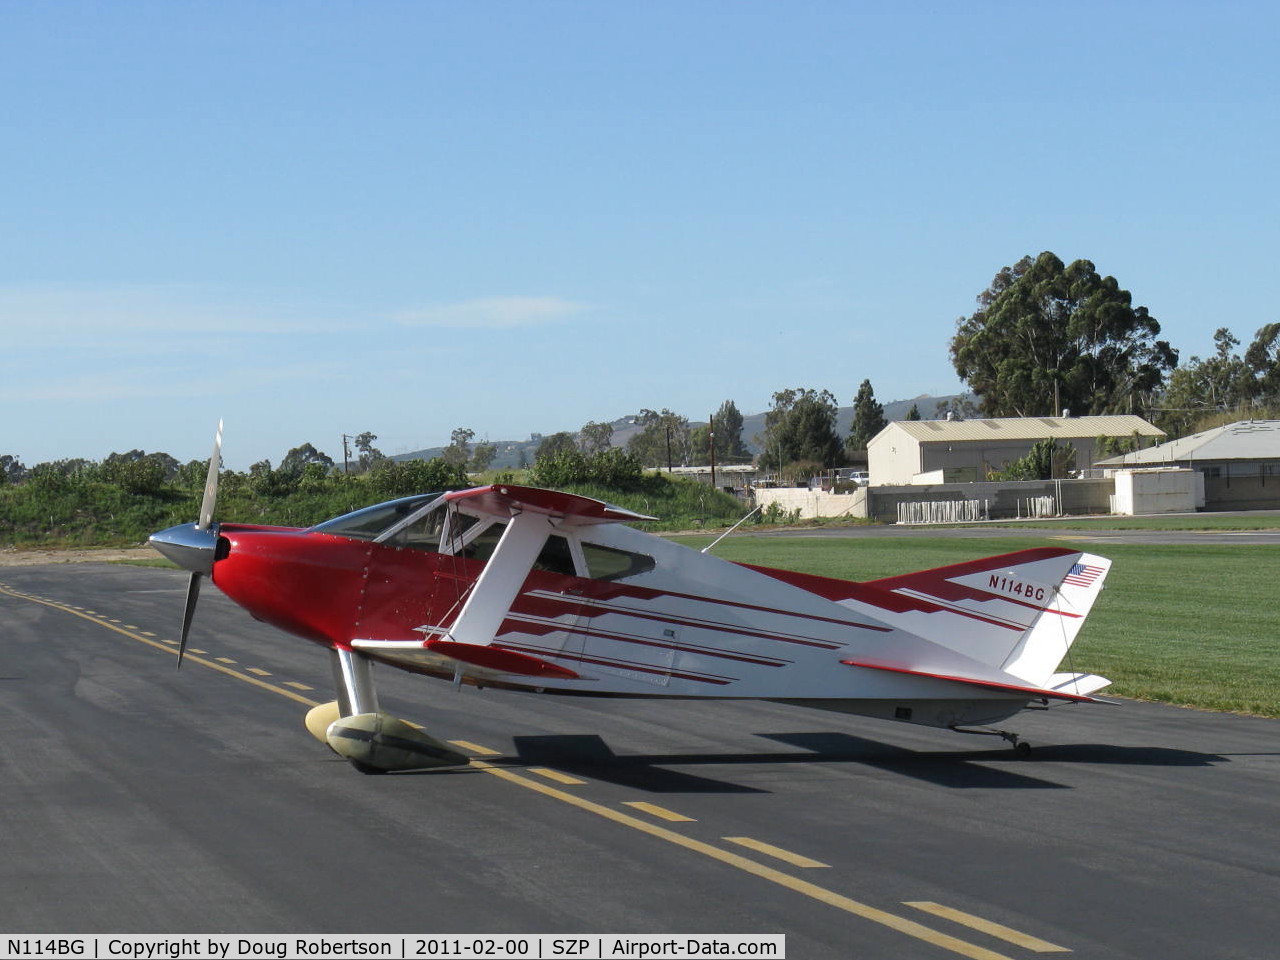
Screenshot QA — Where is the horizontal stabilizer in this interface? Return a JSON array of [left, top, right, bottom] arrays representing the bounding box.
[[1046, 672, 1113, 697], [444, 484, 656, 525], [840, 658, 1107, 703]]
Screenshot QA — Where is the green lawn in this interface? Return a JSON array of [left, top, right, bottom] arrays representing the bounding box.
[[965, 514, 1280, 531], [671, 533, 1280, 718]]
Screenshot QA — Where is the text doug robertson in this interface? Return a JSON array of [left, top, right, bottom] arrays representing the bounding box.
[[104, 941, 390, 958]]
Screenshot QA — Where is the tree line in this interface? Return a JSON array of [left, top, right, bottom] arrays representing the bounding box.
[[525, 388, 892, 481], [0, 433, 751, 546]]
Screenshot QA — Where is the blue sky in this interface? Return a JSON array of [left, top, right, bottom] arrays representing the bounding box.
[[2, 1, 1276, 469]]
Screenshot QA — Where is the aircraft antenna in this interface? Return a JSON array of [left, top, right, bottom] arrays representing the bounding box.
[[1050, 580, 1083, 697], [700, 504, 762, 554]]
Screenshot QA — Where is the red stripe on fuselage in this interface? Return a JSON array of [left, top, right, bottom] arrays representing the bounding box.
[[514, 590, 844, 651], [498, 614, 791, 667], [494, 642, 736, 685], [555, 578, 891, 636]]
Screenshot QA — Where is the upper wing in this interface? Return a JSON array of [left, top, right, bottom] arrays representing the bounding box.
[[444, 484, 656, 525]]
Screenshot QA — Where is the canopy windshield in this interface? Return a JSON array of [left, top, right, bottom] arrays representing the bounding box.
[[310, 494, 443, 541]]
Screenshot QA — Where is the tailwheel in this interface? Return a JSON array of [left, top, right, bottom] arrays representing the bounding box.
[[951, 724, 1033, 757]]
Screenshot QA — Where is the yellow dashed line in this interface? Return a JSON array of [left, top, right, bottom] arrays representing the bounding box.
[[904, 903, 1070, 953], [283, 681, 314, 691], [246, 667, 272, 676], [470, 759, 1017, 960], [449, 740, 503, 756], [141, 631, 157, 637], [187, 648, 207, 655], [622, 801, 696, 822], [215, 657, 237, 664], [723, 836, 829, 868], [0, 586, 321, 709], [528, 767, 588, 785]]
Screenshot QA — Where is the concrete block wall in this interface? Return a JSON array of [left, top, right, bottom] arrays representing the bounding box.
[[752, 487, 867, 520]]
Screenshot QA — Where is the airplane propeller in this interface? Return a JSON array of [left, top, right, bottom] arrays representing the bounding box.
[[149, 420, 223, 669]]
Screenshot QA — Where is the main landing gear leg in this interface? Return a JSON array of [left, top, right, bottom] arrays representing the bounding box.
[[303, 648, 471, 774], [950, 725, 1033, 757]]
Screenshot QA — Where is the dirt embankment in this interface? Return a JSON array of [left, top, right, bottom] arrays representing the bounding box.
[[0, 546, 158, 566]]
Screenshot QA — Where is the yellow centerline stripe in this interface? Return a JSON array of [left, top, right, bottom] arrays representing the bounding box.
[[3, 581, 1026, 960], [904, 902, 1071, 953], [723, 836, 829, 868], [527, 767, 588, 785], [466, 756, 1016, 960], [622, 801, 696, 822], [0, 585, 321, 709], [448, 739, 503, 756]]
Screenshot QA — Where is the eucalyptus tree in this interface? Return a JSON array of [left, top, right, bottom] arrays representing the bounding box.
[[626, 409, 692, 468], [578, 420, 614, 454], [950, 252, 1177, 417]]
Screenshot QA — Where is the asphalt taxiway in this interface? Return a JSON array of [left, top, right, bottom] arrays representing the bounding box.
[[1, 562, 1277, 959]]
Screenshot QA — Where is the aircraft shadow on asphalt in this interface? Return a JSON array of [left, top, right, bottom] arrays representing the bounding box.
[[761, 732, 1229, 784], [498, 732, 1229, 794]]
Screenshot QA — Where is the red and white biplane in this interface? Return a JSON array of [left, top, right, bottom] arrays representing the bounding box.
[[150, 431, 1113, 773]]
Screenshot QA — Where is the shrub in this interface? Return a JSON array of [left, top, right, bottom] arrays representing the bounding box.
[[366, 458, 469, 497], [529, 448, 644, 489]]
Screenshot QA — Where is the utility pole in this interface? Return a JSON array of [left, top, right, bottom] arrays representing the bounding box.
[[708, 412, 717, 489], [341, 434, 353, 475]]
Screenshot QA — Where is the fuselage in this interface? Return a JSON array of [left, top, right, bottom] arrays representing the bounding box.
[[148, 487, 1109, 734]]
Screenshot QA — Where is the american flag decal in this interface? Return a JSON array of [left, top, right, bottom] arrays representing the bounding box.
[[1063, 563, 1104, 588]]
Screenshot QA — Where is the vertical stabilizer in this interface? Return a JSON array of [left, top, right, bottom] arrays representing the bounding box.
[[1000, 552, 1111, 685], [854, 547, 1111, 687]]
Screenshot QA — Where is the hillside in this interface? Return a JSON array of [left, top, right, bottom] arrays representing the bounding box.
[[394, 393, 974, 468]]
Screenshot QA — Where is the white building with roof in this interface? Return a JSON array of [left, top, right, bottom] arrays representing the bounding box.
[[868, 415, 1164, 486], [1098, 419, 1280, 510]]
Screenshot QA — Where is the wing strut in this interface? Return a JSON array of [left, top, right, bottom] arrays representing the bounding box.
[[445, 510, 551, 648]]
